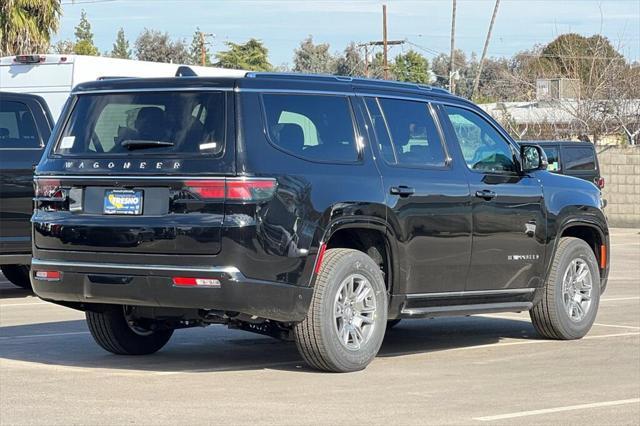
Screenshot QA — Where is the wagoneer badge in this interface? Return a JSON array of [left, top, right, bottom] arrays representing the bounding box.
[[63, 160, 182, 171]]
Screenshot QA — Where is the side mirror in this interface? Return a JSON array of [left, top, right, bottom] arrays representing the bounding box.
[[520, 144, 548, 172]]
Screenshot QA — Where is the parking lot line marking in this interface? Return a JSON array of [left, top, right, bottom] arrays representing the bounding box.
[[0, 301, 51, 307], [0, 331, 89, 340], [601, 296, 640, 302], [593, 323, 640, 330], [474, 398, 640, 421], [383, 332, 639, 358]]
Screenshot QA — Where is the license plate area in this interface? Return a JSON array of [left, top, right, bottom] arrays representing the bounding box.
[[103, 189, 143, 215]]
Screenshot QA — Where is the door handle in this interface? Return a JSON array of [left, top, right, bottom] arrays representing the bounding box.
[[390, 186, 415, 197], [475, 189, 497, 200]]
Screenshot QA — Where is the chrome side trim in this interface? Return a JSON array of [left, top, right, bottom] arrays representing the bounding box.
[[34, 175, 275, 181], [406, 288, 535, 299], [31, 259, 243, 280], [401, 302, 533, 316]]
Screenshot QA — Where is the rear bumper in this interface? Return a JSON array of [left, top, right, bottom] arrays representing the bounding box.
[[30, 258, 313, 322]]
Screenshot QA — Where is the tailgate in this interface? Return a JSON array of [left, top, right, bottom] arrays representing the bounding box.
[[33, 176, 226, 255]]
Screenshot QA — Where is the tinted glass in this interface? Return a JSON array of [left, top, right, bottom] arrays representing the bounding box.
[[563, 147, 595, 171], [0, 100, 41, 148], [543, 147, 561, 171], [377, 98, 446, 167], [444, 106, 517, 173], [55, 92, 225, 156], [263, 94, 358, 162], [364, 98, 396, 163]]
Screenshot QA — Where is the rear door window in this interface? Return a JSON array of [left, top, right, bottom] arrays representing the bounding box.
[[0, 100, 41, 148], [373, 97, 447, 167], [563, 146, 596, 171], [262, 94, 359, 162], [55, 92, 225, 156]]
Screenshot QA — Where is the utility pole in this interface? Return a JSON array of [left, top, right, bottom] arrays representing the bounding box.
[[358, 39, 404, 79], [364, 44, 369, 77], [449, 0, 457, 94], [357, 5, 404, 79], [382, 4, 389, 79], [198, 31, 215, 66], [472, 0, 500, 100]]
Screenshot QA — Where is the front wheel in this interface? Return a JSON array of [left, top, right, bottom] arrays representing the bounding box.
[[86, 306, 173, 355], [294, 248, 388, 372], [530, 237, 601, 340]]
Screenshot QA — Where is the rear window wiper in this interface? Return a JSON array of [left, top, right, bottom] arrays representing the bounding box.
[[121, 140, 174, 150]]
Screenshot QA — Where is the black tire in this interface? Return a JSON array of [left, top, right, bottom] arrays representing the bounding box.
[[294, 248, 388, 372], [530, 237, 601, 340], [387, 319, 402, 329], [86, 307, 173, 355], [1, 265, 31, 289]]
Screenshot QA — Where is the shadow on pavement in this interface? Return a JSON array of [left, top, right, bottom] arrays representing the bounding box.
[[0, 315, 539, 374]]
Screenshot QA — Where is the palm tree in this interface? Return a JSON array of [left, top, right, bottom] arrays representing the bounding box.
[[0, 0, 62, 56]]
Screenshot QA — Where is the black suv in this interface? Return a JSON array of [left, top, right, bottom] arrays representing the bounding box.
[[31, 73, 609, 372], [0, 92, 54, 288]]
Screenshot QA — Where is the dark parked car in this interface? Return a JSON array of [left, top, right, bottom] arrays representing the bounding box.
[[0, 92, 54, 288], [30, 73, 609, 372], [522, 140, 603, 189]]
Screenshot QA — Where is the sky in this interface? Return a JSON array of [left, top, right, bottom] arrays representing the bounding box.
[[55, 0, 640, 66]]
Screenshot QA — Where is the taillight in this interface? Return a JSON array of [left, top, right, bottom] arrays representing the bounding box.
[[226, 179, 277, 201], [34, 270, 61, 281], [34, 179, 68, 211], [185, 180, 225, 199], [596, 177, 605, 189], [185, 178, 277, 201], [172, 277, 221, 287], [35, 179, 62, 198]]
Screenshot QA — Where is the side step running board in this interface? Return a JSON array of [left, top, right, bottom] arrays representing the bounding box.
[[401, 302, 533, 318]]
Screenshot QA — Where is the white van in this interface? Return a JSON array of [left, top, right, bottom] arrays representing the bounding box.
[[0, 54, 245, 119]]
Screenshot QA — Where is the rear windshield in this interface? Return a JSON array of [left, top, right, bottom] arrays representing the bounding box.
[[55, 92, 225, 156]]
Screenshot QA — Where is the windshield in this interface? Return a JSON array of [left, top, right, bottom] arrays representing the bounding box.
[[55, 91, 225, 156]]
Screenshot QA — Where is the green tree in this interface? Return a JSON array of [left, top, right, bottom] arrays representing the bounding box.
[[134, 28, 190, 64], [51, 39, 74, 54], [293, 36, 335, 74], [73, 9, 98, 56], [111, 27, 131, 59], [189, 28, 211, 66], [335, 42, 365, 77], [0, 0, 62, 55], [391, 50, 430, 84], [215, 38, 271, 71]]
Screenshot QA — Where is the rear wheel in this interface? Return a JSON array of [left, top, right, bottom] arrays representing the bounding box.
[[1, 265, 31, 289], [530, 237, 600, 340], [294, 248, 388, 372], [86, 306, 173, 355]]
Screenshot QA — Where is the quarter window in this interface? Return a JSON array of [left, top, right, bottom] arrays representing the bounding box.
[[444, 106, 517, 173], [373, 97, 447, 167], [0, 101, 41, 148], [262, 94, 358, 162], [563, 147, 595, 171]]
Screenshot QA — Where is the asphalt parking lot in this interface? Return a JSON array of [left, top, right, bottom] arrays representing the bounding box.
[[1, 229, 638, 425]]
